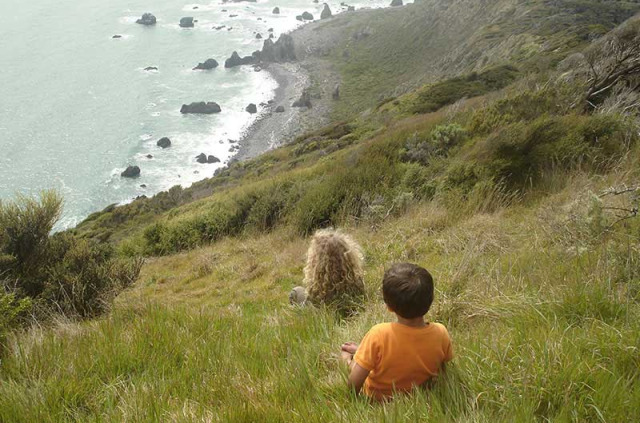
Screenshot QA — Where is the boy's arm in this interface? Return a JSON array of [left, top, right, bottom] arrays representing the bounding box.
[[347, 362, 370, 394]]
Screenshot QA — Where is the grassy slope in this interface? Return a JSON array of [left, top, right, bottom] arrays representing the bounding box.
[[2, 1, 640, 421], [1, 170, 639, 421]]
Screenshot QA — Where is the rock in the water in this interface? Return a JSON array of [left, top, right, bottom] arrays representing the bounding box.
[[121, 166, 141, 178], [332, 84, 340, 100], [296, 15, 303, 21], [196, 153, 207, 164], [144, 66, 158, 71], [348, 6, 356, 11], [193, 58, 219, 70], [140, 184, 147, 188], [180, 102, 222, 114], [146, 154, 153, 159], [301, 11, 314, 20], [207, 155, 220, 163], [272, 7, 280, 14], [246, 103, 257, 114], [157, 137, 171, 148], [136, 13, 157, 25], [256, 33, 262, 39], [112, 35, 122, 39], [275, 105, 285, 113], [390, 0, 403, 6], [180, 17, 195, 27], [292, 89, 312, 108], [259, 34, 296, 62], [224, 51, 257, 68], [321, 4, 332, 19]]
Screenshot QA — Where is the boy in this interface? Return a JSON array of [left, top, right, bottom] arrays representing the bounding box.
[[340, 263, 453, 401]]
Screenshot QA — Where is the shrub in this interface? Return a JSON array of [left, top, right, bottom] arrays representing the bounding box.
[[0, 292, 31, 354], [402, 124, 467, 165]]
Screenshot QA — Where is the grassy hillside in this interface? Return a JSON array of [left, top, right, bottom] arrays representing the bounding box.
[[294, 0, 640, 118], [2, 1, 640, 421]]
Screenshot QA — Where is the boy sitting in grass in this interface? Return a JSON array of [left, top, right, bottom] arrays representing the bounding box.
[[340, 263, 453, 401]]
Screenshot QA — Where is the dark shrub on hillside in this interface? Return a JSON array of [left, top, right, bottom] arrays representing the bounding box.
[[0, 191, 142, 323], [410, 65, 520, 114], [402, 124, 468, 165]]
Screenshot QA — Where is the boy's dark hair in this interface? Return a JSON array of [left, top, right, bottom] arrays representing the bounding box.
[[382, 263, 434, 319]]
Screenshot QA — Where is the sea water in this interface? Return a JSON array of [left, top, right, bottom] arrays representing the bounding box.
[[0, 0, 394, 230]]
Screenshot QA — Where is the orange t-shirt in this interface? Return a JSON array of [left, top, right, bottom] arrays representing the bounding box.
[[353, 322, 453, 400]]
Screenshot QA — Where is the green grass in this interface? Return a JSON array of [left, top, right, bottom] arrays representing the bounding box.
[[1, 177, 639, 421]]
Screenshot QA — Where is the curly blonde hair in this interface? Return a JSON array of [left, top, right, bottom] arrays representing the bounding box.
[[303, 229, 365, 313]]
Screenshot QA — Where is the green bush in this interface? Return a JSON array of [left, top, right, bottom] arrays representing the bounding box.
[[409, 65, 520, 114], [0, 293, 31, 354], [0, 191, 143, 324], [402, 124, 468, 164]]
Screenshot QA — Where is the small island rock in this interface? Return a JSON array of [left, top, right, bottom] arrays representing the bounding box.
[[136, 13, 157, 26], [246, 103, 257, 113], [157, 137, 171, 148], [301, 11, 314, 20], [193, 58, 219, 70], [180, 17, 195, 27], [121, 165, 141, 178], [272, 7, 280, 14], [180, 102, 222, 114]]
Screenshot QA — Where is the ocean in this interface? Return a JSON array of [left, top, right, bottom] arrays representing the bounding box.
[[0, 0, 392, 230]]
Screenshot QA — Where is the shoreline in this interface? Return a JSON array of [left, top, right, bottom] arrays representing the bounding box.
[[234, 62, 310, 161]]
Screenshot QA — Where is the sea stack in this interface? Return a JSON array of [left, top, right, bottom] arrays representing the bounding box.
[[136, 13, 157, 25], [246, 103, 257, 114], [180, 102, 222, 114], [390, 0, 403, 6], [180, 17, 194, 28], [193, 59, 219, 70], [121, 166, 141, 178], [273, 7, 280, 14], [321, 4, 333, 19], [157, 137, 171, 148]]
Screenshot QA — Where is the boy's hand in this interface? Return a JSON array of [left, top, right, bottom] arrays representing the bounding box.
[[341, 342, 358, 355]]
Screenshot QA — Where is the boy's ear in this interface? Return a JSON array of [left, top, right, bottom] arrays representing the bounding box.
[[386, 305, 394, 313]]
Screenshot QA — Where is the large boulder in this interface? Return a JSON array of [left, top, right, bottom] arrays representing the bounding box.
[[275, 105, 285, 113], [157, 137, 171, 148], [193, 58, 219, 70], [390, 0, 403, 6], [259, 34, 296, 62], [292, 89, 312, 108], [321, 4, 332, 19], [180, 102, 222, 114], [272, 7, 280, 14], [121, 165, 141, 178], [196, 153, 221, 164], [246, 103, 257, 114], [136, 13, 157, 25], [224, 51, 257, 68], [301, 11, 314, 20], [179, 17, 194, 27]]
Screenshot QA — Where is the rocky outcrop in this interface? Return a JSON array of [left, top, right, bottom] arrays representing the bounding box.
[[321, 4, 332, 19], [136, 13, 156, 25], [144, 66, 158, 71], [390, 0, 403, 6], [296, 15, 303, 21], [157, 137, 171, 148], [196, 153, 221, 164], [275, 105, 285, 113], [246, 103, 257, 114], [121, 166, 141, 178], [256, 33, 262, 39], [179, 17, 194, 27], [259, 34, 296, 62], [301, 12, 314, 20], [112, 35, 122, 39], [180, 102, 221, 114], [193, 59, 219, 70], [224, 51, 258, 68], [272, 7, 280, 14], [292, 89, 312, 108]]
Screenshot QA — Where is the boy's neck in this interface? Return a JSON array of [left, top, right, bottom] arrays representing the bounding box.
[[395, 315, 427, 328]]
